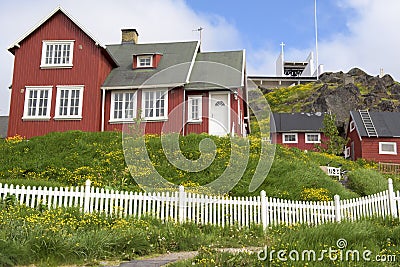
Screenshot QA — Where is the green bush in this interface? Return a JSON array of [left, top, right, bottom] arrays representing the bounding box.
[[347, 168, 389, 196]]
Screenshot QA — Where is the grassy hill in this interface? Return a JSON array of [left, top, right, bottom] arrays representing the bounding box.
[[1, 131, 397, 200]]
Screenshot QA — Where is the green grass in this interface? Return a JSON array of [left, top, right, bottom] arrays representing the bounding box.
[[0, 203, 267, 267], [264, 83, 319, 112], [1, 131, 396, 199], [171, 218, 400, 266]]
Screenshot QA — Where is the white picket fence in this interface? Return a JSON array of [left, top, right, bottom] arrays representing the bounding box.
[[0, 179, 399, 229]]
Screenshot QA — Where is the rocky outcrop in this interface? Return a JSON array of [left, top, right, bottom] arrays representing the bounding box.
[[271, 68, 400, 135]]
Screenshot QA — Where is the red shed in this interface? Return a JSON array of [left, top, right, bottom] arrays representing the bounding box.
[[346, 110, 400, 163], [271, 112, 329, 151]]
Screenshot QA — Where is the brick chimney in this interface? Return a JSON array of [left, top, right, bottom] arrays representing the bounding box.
[[121, 29, 139, 44]]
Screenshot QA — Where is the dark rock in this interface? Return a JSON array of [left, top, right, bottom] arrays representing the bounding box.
[[319, 72, 344, 84], [382, 74, 395, 87], [348, 68, 369, 77], [390, 83, 400, 95], [376, 100, 396, 112], [310, 83, 360, 123], [363, 93, 379, 108]]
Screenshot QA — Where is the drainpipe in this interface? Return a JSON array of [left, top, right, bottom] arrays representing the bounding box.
[[101, 88, 105, 132], [182, 89, 186, 136]]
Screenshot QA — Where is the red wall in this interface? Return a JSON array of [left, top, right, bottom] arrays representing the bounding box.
[[7, 11, 114, 138], [361, 138, 400, 163], [104, 88, 246, 136], [273, 132, 328, 151], [346, 121, 363, 160], [185, 91, 209, 135]]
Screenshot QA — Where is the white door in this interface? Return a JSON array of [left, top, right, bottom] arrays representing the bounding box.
[[209, 92, 230, 136]]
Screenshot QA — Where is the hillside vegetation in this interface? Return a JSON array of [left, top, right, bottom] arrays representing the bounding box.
[[258, 68, 400, 132], [1, 131, 397, 200]]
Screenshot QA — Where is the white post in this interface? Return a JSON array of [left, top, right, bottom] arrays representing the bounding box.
[[334, 195, 341, 222], [260, 190, 268, 230], [178, 185, 186, 223], [84, 179, 91, 213], [388, 178, 398, 218]]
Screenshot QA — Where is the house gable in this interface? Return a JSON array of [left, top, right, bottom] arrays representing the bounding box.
[[7, 7, 116, 138]]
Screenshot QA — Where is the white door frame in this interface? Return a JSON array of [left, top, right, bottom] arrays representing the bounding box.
[[208, 91, 231, 136]]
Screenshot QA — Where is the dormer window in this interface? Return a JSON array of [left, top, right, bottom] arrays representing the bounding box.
[[137, 55, 153, 68], [41, 40, 74, 68]]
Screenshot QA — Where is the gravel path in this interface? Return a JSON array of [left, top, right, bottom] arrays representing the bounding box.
[[114, 247, 262, 267], [117, 251, 198, 267]]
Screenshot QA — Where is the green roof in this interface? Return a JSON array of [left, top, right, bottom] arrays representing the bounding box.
[[186, 50, 244, 90], [103, 41, 199, 88]]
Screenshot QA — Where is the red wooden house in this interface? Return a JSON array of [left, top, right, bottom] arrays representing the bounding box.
[[270, 112, 329, 150], [7, 7, 249, 139], [346, 110, 400, 163]]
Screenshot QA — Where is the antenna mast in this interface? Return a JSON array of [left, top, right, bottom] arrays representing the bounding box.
[[314, 0, 319, 78], [193, 27, 204, 48]]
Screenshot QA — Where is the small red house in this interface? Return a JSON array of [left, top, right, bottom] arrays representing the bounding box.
[[271, 112, 329, 150], [7, 7, 249, 139], [346, 111, 400, 163]]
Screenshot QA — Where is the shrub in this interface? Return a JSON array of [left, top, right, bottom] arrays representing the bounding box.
[[347, 168, 388, 196]]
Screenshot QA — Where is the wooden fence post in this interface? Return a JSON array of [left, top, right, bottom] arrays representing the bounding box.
[[260, 190, 268, 230], [388, 178, 398, 218], [178, 185, 186, 223], [84, 179, 91, 213], [334, 194, 341, 222]]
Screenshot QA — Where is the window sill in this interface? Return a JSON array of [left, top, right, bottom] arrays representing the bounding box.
[[40, 65, 73, 69], [22, 117, 51, 121], [379, 152, 397, 155], [109, 120, 137, 124], [142, 118, 168, 122], [54, 117, 82, 121], [282, 142, 298, 144], [187, 120, 202, 124], [305, 141, 321, 144]]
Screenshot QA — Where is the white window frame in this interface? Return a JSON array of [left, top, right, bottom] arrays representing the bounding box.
[[188, 95, 202, 123], [41, 40, 74, 68], [54, 85, 84, 120], [110, 91, 137, 122], [137, 55, 153, 68], [379, 142, 397, 155], [22, 86, 53, 120], [344, 146, 351, 158], [305, 133, 321, 144], [350, 121, 355, 132], [141, 89, 168, 121], [282, 133, 298, 144]]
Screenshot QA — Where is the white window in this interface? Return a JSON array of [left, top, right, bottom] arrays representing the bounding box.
[[188, 96, 202, 122], [344, 147, 351, 158], [54, 86, 84, 120], [282, 133, 298, 143], [379, 142, 397, 155], [137, 55, 153, 68], [142, 89, 168, 120], [350, 121, 355, 132], [23, 86, 53, 120], [41, 41, 74, 68], [110, 91, 137, 122], [305, 133, 321, 143]]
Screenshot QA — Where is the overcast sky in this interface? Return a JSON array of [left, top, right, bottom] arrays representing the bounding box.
[[1, 0, 399, 115]]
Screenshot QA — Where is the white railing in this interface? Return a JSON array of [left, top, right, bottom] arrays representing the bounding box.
[[0, 179, 399, 229], [327, 167, 341, 180]]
